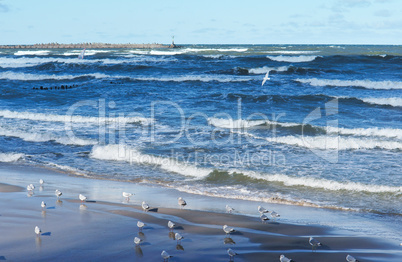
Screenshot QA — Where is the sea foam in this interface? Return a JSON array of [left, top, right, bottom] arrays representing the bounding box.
[[295, 78, 402, 90], [267, 55, 319, 62], [0, 152, 25, 162]]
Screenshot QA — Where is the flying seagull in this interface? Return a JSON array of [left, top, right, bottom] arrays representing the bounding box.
[[261, 71, 270, 86]]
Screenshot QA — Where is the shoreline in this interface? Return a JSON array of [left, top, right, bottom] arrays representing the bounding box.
[[0, 162, 401, 261]]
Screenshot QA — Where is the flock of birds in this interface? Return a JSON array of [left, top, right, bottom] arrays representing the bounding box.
[[27, 180, 361, 261]]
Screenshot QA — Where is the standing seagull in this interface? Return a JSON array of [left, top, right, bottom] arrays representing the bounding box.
[[175, 232, 184, 243], [34, 226, 41, 236], [39, 179, 44, 185], [261, 71, 270, 86], [226, 205, 235, 213], [79, 194, 87, 202], [137, 221, 145, 231], [27, 184, 35, 191], [141, 201, 150, 212], [41, 201, 46, 210], [133, 237, 142, 246], [270, 211, 280, 220], [161, 250, 172, 262], [280, 254, 293, 262], [227, 248, 238, 261], [346, 254, 359, 262], [260, 213, 270, 223], [168, 221, 176, 231], [309, 237, 322, 251], [122, 192, 133, 201], [258, 205, 269, 214], [55, 189, 62, 198], [178, 197, 187, 208], [223, 225, 235, 235]]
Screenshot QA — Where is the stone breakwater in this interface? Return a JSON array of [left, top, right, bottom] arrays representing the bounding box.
[[0, 43, 175, 49]]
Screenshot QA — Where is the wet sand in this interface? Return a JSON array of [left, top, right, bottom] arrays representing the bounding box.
[[0, 165, 402, 262]]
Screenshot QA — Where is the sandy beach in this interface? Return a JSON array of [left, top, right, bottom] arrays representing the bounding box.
[[0, 163, 400, 262]]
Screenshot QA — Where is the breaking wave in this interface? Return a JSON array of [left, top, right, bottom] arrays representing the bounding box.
[[267, 55, 319, 62], [295, 78, 402, 90], [14, 50, 50, 56], [130, 75, 251, 83], [0, 110, 151, 125], [248, 66, 289, 74], [0, 71, 108, 81], [0, 125, 97, 146], [361, 97, 402, 107], [0, 152, 25, 162], [90, 144, 212, 178]]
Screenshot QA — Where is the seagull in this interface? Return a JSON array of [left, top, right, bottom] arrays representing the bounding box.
[[261, 71, 270, 86], [270, 211, 280, 220], [168, 221, 176, 230], [122, 192, 133, 200], [175, 232, 184, 243], [39, 179, 44, 185], [178, 197, 187, 208], [226, 205, 235, 213], [227, 248, 238, 261], [141, 201, 150, 212], [260, 213, 270, 223], [34, 226, 41, 236], [41, 201, 46, 210], [280, 254, 293, 262], [79, 194, 87, 202], [55, 189, 62, 198], [258, 205, 269, 214], [161, 250, 172, 261], [346, 254, 359, 262], [27, 184, 35, 191], [134, 237, 142, 246], [137, 221, 145, 231], [223, 225, 235, 235], [309, 237, 322, 251]]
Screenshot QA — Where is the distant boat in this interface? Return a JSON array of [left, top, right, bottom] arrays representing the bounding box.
[[78, 48, 86, 59]]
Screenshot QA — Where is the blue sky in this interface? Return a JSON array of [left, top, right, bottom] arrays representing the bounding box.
[[0, 0, 401, 45]]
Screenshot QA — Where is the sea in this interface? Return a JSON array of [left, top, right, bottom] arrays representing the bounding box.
[[0, 45, 401, 237]]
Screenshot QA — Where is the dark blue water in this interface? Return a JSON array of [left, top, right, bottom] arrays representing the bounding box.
[[0, 45, 401, 223]]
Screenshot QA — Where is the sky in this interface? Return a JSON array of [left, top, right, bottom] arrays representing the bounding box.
[[0, 0, 401, 45]]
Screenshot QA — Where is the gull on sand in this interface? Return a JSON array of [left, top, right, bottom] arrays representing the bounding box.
[[27, 184, 35, 191], [137, 221, 145, 231], [346, 254, 359, 262], [122, 192, 133, 200], [41, 201, 46, 210], [168, 221, 176, 230], [260, 213, 270, 223], [39, 179, 44, 185], [79, 194, 87, 202], [309, 237, 322, 251], [227, 248, 238, 261], [175, 232, 183, 243], [223, 225, 235, 235], [258, 205, 269, 214], [161, 250, 172, 261], [134, 236, 142, 246], [226, 205, 235, 213], [178, 197, 186, 208], [55, 189, 62, 198], [142, 201, 150, 212], [280, 254, 293, 262], [270, 211, 280, 220], [34, 226, 41, 236]]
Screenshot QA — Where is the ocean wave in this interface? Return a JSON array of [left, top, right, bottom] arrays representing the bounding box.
[[62, 50, 110, 56], [208, 117, 291, 129], [0, 152, 25, 162], [233, 170, 402, 194], [131, 75, 251, 83], [295, 78, 402, 90], [0, 125, 97, 146], [90, 144, 212, 178], [248, 66, 289, 74], [14, 50, 50, 56], [361, 97, 402, 107], [239, 131, 402, 150], [0, 71, 108, 81], [149, 50, 187, 55], [267, 55, 319, 62], [0, 110, 151, 125], [265, 51, 319, 55]]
